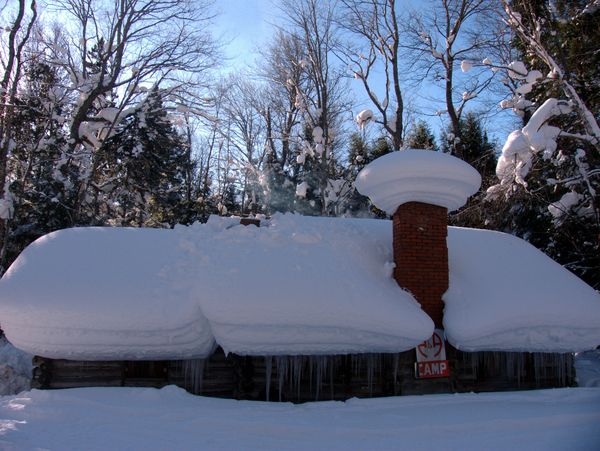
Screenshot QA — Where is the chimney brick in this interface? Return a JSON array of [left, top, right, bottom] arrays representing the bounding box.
[[240, 218, 261, 227], [393, 202, 448, 328]]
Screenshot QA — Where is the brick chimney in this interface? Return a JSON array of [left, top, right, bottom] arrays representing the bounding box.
[[393, 202, 448, 327], [354, 149, 481, 328]]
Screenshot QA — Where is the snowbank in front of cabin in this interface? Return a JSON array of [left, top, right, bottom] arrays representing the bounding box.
[[0, 336, 31, 395], [1, 386, 599, 450], [576, 349, 600, 387], [444, 227, 600, 352], [355, 149, 481, 213], [0, 215, 434, 360]]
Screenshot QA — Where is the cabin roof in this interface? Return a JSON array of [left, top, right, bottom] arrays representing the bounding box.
[[0, 213, 599, 360]]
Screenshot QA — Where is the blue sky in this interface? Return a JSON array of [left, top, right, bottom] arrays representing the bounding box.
[[213, 0, 515, 146], [214, 0, 275, 70]]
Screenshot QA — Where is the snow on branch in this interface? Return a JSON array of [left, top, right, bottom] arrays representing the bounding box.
[[493, 98, 571, 188], [501, 1, 600, 145], [355, 109, 373, 129]]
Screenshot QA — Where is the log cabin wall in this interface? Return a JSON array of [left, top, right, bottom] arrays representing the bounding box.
[[31, 347, 576, 402]]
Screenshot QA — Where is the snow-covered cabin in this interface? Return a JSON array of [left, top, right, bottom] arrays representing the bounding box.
[[0, 150, 599, 401]]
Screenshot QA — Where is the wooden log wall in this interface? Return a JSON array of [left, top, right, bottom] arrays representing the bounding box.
[[31, 347, 576, 402]]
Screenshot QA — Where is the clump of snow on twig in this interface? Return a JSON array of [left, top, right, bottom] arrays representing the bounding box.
[[548, 191, 582, 222], [0, 196, 14, 220], [296, 181, 308, 198], [355, 109, 373, 129], [492, 98, 570, 189]]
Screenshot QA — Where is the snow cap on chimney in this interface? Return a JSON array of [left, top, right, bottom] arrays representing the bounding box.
[[355, 149, 481, 214]]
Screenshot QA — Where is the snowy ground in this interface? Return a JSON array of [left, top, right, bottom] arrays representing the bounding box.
[[1, 385, 599, 450], [575, 349, 600, 387], [1, 340, 599, 450]]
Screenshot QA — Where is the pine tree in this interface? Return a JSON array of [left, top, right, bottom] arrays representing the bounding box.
[[347, 133, 370, 176], [4, 61, 73, 267], [370, 137, 393, 161], [221, 183, 239, 216], [441, 113, 496, 184], [263, 149, 296, 214], [342, 133, 372, 215], [441, 113, 498, 228], [405, 121, 437, 150], [101, 88, 189, 227]]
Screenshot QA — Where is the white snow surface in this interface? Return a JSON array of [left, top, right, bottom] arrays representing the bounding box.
[[444, 227, 600, 352], [355, 149, 481, 214], [0, 337, 31, 396], [1, 386, 599, 450], [576, 349, 600, 388], [1, 215, 599, 359], [190, 215, 433, 356], [0, 215, 434, 359], [0, 227, 215, 360]]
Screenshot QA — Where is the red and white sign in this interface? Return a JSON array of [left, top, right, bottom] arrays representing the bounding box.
[[415, 329, 450, 378], [416, 360, 450, 379]]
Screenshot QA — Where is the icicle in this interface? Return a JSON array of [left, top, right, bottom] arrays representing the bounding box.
[[291, 356, 303, 401], [532, 352, 543, 386], [366, 354, 374, 396], [265, 356, 272, 401], [468, 352, 478, 380], [392, 354, 400, 394], [351, 355, 358, 379], [517, 353, 525, 386], [276, 356, 289, 402], [182, 358, 206, 394], [329, 358, 334, 399], [314, 356, 328, 401], [308, 356, 313, 396]]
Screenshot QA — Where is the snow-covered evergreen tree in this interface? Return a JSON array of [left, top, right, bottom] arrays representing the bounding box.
[[101, 88, 189, 227], [486, 1, 600, 287], [3, 61, 73, 267]]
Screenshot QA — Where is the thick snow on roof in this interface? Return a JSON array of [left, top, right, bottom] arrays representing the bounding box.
[[0, 227, 215, 360], [444, 227, 600, 352], [0, 215, 598, 359], [190, 215, 434, 355], [355, 149, 481, 214], [0, 215, 434, 360]]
